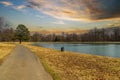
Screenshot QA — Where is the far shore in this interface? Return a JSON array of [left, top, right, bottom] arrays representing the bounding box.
[[30, 42, 120, 44], [2, 41, 120, 44]]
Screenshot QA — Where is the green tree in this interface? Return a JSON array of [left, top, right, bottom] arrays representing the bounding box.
[[15, 24, 30, 44]]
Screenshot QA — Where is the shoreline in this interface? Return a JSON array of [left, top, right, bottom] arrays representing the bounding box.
[[31, 42, 120, 44], [30, 42, 120, 58]]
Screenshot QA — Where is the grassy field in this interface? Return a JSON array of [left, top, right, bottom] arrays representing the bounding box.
[[0, 43, 16, 64], [24, 44, 120, 80]]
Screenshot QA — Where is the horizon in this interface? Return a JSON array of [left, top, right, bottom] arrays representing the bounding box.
[[0, 0, 120, 33]]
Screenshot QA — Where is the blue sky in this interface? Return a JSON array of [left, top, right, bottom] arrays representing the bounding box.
[[0, 0, 120, 33]]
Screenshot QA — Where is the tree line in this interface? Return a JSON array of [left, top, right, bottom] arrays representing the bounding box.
[[31, 32, 81, 42], [0, 17, 40, 43], [31, 27, 120, 42], [0, 17, 15, 42], [0, 23, 30, 43], [80, 27, 120, 42], [0, 23, 82, 42], [1, 20, 120, 42]]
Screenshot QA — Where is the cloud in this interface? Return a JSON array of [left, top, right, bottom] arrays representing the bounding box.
[[0, 17, 11, 30], [35, 15, 44, 18], [13, 5, 26, 11], [107, 20, 120, 27], [52, 21, 65, 24], [0, 1, 26, 12], [30, 27, 87, 34], [0, 1, 13, 6], [27, 0, 120, 21], [16, 5, 26, 10]]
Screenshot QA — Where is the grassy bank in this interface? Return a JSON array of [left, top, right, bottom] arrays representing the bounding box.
[[24, 44, 120, 80], [0, 43, 16, 64]]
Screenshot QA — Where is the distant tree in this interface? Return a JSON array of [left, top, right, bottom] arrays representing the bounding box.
[[113, 27, 120, 41], [2, 28, 15, 41], [54, 36, 60, 42], [32, 32, 41, 42], [15, 24, 30, 44], [0, 17, 15, 42]]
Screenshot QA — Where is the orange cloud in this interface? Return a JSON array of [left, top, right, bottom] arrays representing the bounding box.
[[30, 28, 87, 35], [1, 1, 13, 6]]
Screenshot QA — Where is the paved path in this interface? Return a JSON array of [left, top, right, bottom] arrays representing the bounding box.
[[0, 45, 53, 80]]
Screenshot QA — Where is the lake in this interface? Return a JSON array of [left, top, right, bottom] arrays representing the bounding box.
[[32, 42, 120, 58]]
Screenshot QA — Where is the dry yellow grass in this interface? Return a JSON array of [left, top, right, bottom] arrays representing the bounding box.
[[24, 44, 120, 80], [0, 43, 15, 63]]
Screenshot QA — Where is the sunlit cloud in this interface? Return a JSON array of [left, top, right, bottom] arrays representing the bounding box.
[[13, 5, 26, 11], [108, 20, 120, 27], [16, 5, 26, 10], [0, 1, 13, 6], [27, 0, 120, 21], [52, 21, 65, 24], [30, 27, 87, 34]]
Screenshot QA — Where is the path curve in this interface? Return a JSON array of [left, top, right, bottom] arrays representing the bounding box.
[[0, 45, 53, 80]]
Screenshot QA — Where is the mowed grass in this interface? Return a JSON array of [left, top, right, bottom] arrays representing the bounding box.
[[24, 44, 120, 80], [0, 43, 15, 64]]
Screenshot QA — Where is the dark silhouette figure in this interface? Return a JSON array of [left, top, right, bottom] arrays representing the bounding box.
[[61, 47, 64, 52]]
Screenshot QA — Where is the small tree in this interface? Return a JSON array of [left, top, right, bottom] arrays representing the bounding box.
[[15, 24, 30, 44]]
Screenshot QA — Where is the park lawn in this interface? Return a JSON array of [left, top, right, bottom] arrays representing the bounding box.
[[24, 44, 120, 80], [0, 43, 16, 64]]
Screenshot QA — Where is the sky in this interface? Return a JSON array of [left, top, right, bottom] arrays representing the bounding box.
[[0, 0, 120, 33]]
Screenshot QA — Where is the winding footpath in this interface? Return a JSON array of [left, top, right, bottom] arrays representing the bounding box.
[[0, 45, 53, 80]]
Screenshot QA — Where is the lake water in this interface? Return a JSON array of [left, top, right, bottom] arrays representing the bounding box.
[[32, 43, 120, 58]]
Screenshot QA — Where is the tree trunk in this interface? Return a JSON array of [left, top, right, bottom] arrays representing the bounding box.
[[19, 39, 22, 44]]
